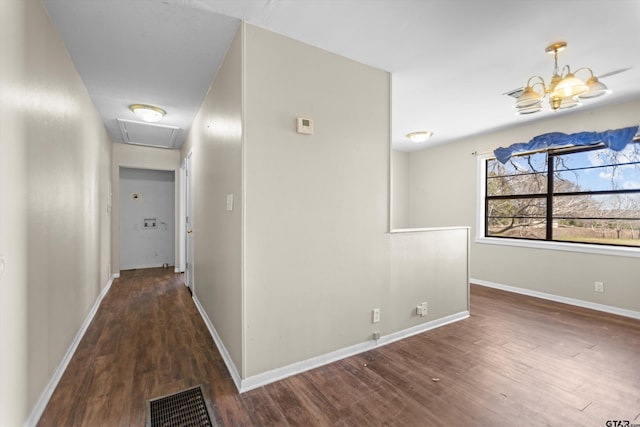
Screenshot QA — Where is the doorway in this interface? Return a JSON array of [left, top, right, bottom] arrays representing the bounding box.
[[119, 167, 176, 270]]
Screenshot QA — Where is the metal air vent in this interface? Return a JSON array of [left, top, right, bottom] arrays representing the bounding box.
[[503, 87, 525, 99], [147, 385, 214, 427]]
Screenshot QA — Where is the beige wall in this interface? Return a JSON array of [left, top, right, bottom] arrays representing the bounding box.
[[408, 99, 640, 312], [392, 150, 410, 229], [389, 228, 469, 329], [0, 0, 112, 424], [180, 25, 244, 372], [112, 143, 181, 273], [243, 24, 391, 376], [182, 24, 468, 383]]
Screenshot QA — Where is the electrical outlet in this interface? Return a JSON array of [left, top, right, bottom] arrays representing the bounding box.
[[372, 308, 380, 323], [416, 302, 428, 317], [594, 281, 604, 293], [372, 331, 381, 340]]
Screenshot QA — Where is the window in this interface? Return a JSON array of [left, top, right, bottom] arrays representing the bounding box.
[[485, 142, 640, 247]]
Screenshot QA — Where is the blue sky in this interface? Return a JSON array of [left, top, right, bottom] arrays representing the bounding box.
[[556, 143, 640, 191], [498, 143, 640, 192]]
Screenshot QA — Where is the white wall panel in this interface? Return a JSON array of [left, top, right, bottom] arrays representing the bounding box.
[[119, 168, 175, 269], [392, 150, 410, 229]]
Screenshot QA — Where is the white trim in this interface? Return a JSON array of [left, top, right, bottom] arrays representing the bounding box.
[[120, 263, 174, 270], [471, 278, 640, 320], [377, 311, 470, 347], [476, 153, 488, 238], [240, 20, 248, 386], [475, 236, 640, 259], [387, 76, 393, 234], [239, 311, 469, 392], [193, 296, 468, 394], [390, 226, 470, 234], [178, 157, 186, 273], [26, 274, 119, 427], [191, 293, 243, 391]]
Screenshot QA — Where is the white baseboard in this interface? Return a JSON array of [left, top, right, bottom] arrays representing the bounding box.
[[377, 311, 470, 347], [191, 293, 469, 394], [120, 263, 173, 270], [191, 294, 243, 391], [471, 278, 640, 320], [239, 310, 470, 393], [26, 273, 119, 427]]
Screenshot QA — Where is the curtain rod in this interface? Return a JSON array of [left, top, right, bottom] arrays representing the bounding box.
[[472, 132, 640, 157]]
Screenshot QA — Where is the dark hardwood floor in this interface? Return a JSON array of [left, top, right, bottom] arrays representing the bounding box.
[[38, 268, 640, 426]]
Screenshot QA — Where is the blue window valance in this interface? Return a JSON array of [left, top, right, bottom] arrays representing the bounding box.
[[493, 125, 639, 164]]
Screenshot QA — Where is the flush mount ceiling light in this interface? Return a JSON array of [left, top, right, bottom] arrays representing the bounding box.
[[406, 131, 434, 143], [129, 104, 166, 123], [513, 42, 611, 115]]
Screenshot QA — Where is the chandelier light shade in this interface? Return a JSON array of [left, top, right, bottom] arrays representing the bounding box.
[[515, 83, 544, 109], [513, 42, 610, 115], [130, 104, 166, 122], [516, 105, 543, 115], [579, 74, 612, 99], [550, 72, 587, 99], [555, 96, 582, 111]]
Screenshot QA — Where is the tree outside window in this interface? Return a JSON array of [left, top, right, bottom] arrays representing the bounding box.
[[486, 142, 640, 247]]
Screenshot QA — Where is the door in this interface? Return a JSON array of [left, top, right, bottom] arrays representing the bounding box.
[[184, 152, 194, 291]]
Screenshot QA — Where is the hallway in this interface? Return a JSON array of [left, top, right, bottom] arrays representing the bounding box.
[[37, 268, 250, 426], [38, 269, 640, 426]]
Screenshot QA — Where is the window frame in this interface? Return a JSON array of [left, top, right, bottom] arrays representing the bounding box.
[[476, 143, 640, 259]]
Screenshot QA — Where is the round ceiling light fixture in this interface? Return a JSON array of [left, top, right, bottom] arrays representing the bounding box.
[[406, 131, 434, 143], [129, 104, 166, 122]]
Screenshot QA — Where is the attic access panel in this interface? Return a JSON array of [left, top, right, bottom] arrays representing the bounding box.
[[117, 118, 181, 149]]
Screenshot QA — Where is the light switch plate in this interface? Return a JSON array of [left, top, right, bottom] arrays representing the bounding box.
[[226, 194, 234, 211]]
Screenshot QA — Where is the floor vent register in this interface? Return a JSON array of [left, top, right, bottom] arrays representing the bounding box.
[[147, 385, 214, 427]]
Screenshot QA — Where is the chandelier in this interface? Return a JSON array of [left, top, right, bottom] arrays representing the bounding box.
[[513, 42, 611, 115]]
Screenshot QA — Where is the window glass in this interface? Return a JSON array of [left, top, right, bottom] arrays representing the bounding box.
[[553, 143, 640, 192], [486, 198, 546, 239], [485, 142, 640, 247], [487, 152, 547, 196]]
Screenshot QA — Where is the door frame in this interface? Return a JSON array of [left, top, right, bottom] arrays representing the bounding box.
[[183, 151, 194, 291]]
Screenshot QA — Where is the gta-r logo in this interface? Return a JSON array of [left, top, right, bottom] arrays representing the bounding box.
[[606, 421, 630, 427]]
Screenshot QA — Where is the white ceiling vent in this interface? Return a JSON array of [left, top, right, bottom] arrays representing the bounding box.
[[504, 87, 525, 99], [117, 119, 181, 149]]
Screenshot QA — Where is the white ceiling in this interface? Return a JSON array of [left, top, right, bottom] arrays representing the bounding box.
[[42, 0, 640, 151]]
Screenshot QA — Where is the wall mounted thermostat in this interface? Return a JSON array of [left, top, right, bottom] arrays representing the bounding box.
[[297, 117, 313, 135]]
